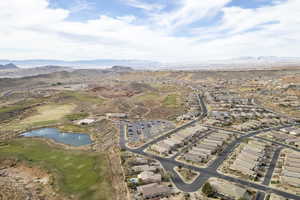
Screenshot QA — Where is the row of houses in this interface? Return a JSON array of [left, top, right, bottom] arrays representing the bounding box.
[[264, 130, 300, 148], [127, 156, 174, 200], [183, 132, 233, 164], [177, 93, 202, 121], [150, 124, 209, 156], [280, 152, 300, 187], [276, 95, 300, 108], [229, 140, 268, 178], [204, 88, 290, 131], [209, 109, 280, 124], [231, 118, 289, 132], [280, 127, 300, 135], [205, 90, 250, 105]]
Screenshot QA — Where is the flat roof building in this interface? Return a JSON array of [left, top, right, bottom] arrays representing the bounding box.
[[210, 180, 249, 200], [137, 183, 172, 199], [138, 171, 162, 183]]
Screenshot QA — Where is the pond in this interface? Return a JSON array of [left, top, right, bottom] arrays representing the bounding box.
[[21, 128, 92, 146]]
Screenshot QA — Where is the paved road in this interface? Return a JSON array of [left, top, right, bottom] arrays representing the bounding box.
[[120, 121, 300, 199], [207, 124, 298, 170], [118, 95, 300, 199], [127, 94, 208, 152], [255, 136, 300, 153], [206, 123, 300, 137], [262, 147, 282, 186], [255, 191, 266, 200]]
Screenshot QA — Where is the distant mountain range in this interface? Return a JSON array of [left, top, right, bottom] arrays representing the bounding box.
[[0, 64, 134, 78], [110, 65, 134, 72], [0, 65, 73, 78], [0, 59, 160, 69], [0, 63, 18, 70], [0, 56, 300, 71], [162, 56, 300, 70]]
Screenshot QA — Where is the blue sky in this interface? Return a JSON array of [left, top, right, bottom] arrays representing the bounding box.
[[49, 0, 280, 21], [0, 0, 299, 62]]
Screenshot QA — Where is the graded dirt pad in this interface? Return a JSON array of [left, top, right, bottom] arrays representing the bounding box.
[[90, 82, 156, 98], [0, 139, 113, 200], [129, 90, 186, 120]]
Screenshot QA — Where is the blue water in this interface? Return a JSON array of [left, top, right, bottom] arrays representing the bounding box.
[[21, 128, 92, 146]]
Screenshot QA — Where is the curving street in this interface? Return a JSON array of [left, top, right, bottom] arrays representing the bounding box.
[[119, 95, 300, 199]]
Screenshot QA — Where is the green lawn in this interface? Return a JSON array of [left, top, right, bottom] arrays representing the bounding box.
[[0, 139, 112, 200]]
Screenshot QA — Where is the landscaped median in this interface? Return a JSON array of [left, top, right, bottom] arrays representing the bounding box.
[[174, 166, 200, 184]]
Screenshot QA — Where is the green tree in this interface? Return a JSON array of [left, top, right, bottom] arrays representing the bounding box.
[[162, 172, 172, 181], [202, 182, 214, 197]]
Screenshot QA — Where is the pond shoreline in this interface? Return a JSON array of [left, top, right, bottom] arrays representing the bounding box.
[[21, 128, 93, 149]]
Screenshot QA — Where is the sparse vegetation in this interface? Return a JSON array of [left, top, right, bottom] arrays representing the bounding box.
[[1, 65, 300, 200], [175, 167, 199, 183]]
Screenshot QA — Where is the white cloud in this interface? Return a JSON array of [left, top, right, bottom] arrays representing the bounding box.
[[152, 0, 231, 30], [0, 0, 299, 62], [122, 0, 164, 11], [116, 15, 136, 23], [69, 0, 95, 13], [0, 0, 68, 28]]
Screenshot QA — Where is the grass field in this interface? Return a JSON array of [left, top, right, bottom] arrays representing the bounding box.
[[163, 94, 180, 108], [58, 123, 89, 133], [135, 92, 160, 102], [0, 104, 27, 113], [0, 139, 112, 200], [60, 91, 105, 104], [0, 98, 45, 123], [65, 112, 89, 121], [21, 104, 75, 125], [0, 99, 43, 114]]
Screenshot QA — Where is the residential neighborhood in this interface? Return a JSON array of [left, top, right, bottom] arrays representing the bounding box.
[[119, 86, 300, 200]]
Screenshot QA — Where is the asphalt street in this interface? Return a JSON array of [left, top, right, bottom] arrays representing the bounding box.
[[262, 147, 282, 186], [255, 191, 266, 200], [118, 95, 300, 199]]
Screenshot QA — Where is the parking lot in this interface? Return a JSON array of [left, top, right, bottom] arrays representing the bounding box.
[[126, 120, 175, 145]]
